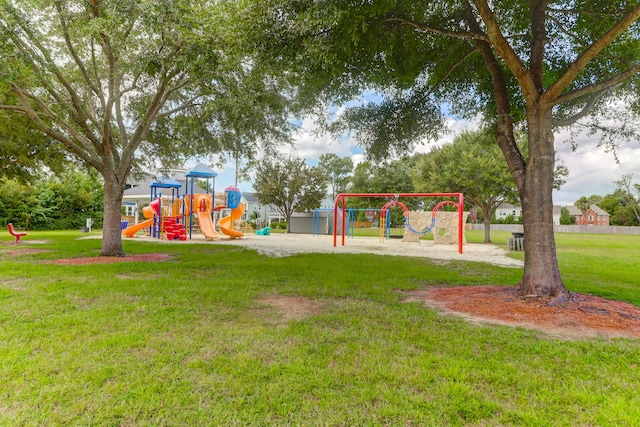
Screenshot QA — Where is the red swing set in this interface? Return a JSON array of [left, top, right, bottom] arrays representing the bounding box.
[[333, 193, 465, 254]]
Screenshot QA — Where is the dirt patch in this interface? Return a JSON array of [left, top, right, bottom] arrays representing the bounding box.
[[1, 240, 49, 245], [4, 248, 52, 256], [398, 286, 640, 340], [48, 253, 172, 265], [257, 295, 325, 323]]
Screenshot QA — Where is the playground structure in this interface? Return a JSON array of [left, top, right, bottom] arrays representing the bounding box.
[[122, 177, 188, 240], [192, 193, 217, 240], [121, 164, 247, 241], [217, 187, 245, 239], [333, 193, 465, 254], [378, 199, 466, 244], [402, 210, 469, 244]]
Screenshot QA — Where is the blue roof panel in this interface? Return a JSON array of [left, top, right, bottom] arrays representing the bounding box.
[[184, 163, 218, 178], [150, 176, 182, 188]]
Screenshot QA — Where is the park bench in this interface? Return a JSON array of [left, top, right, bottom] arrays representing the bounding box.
[[7, 223, 27, 244]]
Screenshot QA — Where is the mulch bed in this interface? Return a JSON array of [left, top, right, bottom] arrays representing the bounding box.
[[398, 285, 640, 340]]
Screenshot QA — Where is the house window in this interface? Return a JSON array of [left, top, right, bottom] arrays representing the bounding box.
[[123, 205, 136, 216], [589, 215, 593, 221]]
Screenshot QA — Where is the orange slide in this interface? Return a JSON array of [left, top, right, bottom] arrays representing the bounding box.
[[122, 203, 156, 237], [193, 194, 218, 240], [219, 203, 245, 238], [197, 210, 219, 240]]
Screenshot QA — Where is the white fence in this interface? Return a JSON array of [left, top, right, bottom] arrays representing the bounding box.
[[471, 224, 640, 235]]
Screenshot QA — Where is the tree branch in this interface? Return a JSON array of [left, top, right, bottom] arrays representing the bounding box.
[[545, 14, 585, 45], [463, 0, 527, 191], [555, 64, 640, 105], [384, 16, 489, 42], [551, 88, 612, 127], [544, 3, 640, 102], [5, 7, 103, 146], [53, 0, 104, 102], [6, 87, 103, 171], [471, 0, 538, 100], [156, 100, 202, 120]]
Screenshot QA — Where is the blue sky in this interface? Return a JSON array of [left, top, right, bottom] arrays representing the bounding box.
[[208, 113, 640, 208]]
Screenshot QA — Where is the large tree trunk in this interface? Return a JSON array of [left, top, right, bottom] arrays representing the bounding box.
[[100, 176, 126, 257], [515, 109, 568, 303]]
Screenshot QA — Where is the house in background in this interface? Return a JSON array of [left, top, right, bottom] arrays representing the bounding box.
[[565, 204, 610, 226], [495, 203, 609, 226], [242, 192, 283, 228], [495, 203, 523, 221], [553, 205, 562, 225]]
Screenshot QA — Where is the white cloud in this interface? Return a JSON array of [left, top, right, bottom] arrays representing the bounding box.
[[553, 131, 640, 206], [286, 115, 356, 161]]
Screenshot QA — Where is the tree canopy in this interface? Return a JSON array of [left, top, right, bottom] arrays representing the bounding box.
[[0, 111, 70, 182], [253, 155, 327, 232], [317, 153, 353, 200], [414, 129, 519, 243], [0, 0, 290, 255], [248, 0, 640, 302], [0, 168, 103, 230], [579, 174, 640, 226]]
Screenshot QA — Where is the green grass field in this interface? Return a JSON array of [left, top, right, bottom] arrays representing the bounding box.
[[0, 230, 639, 425]]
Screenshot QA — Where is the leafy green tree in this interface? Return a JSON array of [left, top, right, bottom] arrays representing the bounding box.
[[0, 169, 103, 230], [253, 155, 327, 232], [317, 153, 353, 200], [613, 174, 640, 225], [0, 113, 70, 182], [350, 158, 418, 196], [0, 1, 289, 256], [598, 193, 622, 224], [248, 0, 640, 301], [0, 177, 32, 227], [348, 157, 422, 223], [34, 168, 104, 230], [559, 207, 576, 225], [415, 129, 519, 243]]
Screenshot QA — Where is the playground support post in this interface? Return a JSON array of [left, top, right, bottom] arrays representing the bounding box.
[[333, 193, 465, 254]]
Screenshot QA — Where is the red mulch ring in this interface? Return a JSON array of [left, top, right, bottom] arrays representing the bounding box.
[[49, 253, 172, 265], [398, 286, 640, 340]]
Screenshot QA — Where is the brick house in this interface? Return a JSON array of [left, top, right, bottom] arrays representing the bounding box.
[[565, 204, 610, 226]]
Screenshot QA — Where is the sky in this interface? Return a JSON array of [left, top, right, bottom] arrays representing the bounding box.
[[207, 114, 640, 208]]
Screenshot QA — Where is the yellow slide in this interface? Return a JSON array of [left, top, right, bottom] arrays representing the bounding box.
[[197, 210, 219, 240], [122, 205, 154, 237], [219, 203, 245, 238]]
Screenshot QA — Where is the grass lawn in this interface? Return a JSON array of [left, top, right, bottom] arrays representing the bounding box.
[[0, 230, 639, 425]]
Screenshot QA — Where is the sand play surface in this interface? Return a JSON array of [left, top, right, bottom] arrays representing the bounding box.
[[165, 232, 524, 268]]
